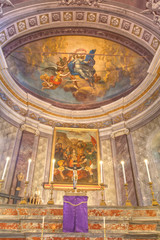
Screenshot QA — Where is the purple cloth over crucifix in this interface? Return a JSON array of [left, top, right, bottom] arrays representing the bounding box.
[[63, 196, 88, 233]]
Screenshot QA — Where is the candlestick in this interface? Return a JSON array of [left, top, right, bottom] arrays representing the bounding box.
[[19, 181, 29, 204], [51, 159, 55, 182], [121, 161, 132, 206], [144, 159, 151, 182], [0, 180, 4, 192], [2, 157, 10, 180], [26, 158, 32, 182], [148, 182, 159, 206], [121, 161, 126, 184], [47, 181, 54, 205], [100, 183, 107, 206], [124, 183, 132, 206], [100, 160, 103, 184]]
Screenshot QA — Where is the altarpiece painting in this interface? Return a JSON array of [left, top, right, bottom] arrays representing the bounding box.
[[49, 127, 100, 188]]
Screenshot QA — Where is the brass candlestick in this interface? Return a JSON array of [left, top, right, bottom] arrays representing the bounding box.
[[149, 182, 159, 206], [0, 180, 4, 192], [100, 184, 106, 206], [20, 181, 29, 204], [41, 226, 44, 240], [104, 227, 107, 240], [124, 183, 132, 206], [47, 181, 54, 205]]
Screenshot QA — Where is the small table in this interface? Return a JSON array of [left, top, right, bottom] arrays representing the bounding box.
[[63, 195, 88, 233]]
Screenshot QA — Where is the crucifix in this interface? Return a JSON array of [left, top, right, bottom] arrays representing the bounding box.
[[65, 159, 84, 190]]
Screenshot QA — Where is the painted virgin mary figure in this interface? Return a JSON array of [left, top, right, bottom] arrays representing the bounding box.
[[68, 49, 96, 87]]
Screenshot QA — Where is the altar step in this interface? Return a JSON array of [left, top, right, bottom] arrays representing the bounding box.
[[0, 205, 159, 239]]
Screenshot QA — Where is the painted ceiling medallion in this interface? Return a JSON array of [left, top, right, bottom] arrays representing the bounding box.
[[6, 35, 149, 109]]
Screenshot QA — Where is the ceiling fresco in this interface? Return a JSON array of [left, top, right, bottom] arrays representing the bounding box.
[[6, 35, 149, 109]]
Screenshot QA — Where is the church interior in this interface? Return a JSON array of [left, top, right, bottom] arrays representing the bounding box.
[[0, 0, 160, 239]]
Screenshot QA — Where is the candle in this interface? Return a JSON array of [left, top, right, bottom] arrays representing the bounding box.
[[26, 158, 32, 181], [2, 157, 10, 180], [121, 161, 127, 184], [144, 159, 151, 182], [51, 159, 55, 182], [103, 216, 105, 229], [42, 216, 45, 228], [100, 160, 103, 183], [41, 216, 45, 239]]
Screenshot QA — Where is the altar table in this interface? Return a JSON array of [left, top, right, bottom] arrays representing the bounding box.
[[63, 195, 88, 233]]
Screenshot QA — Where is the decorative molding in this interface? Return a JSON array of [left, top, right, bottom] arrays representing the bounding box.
[[20, 124, 40, 136], [2, 27, 153, 63], [58, 0, 102, 7], [0, 10, 159, 55], [111, 128, 130, 139]]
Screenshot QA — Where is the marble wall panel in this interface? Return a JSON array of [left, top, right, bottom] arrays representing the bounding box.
[[10, 131, 35, 201], [0, 117, 18, 193], [131, 115, 160, 206], [32, 137, 48, 201], [101, 139, 117, 206], [114, 135, 137, 206]]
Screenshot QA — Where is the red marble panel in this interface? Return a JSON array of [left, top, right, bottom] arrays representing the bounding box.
[[21, 222, 63, 231], [88, 223, 102, 230], [0, 208, 18, 215], [89, 223, 128, 231], [49, 209, 63, 215], [88, 209, 133, 217], [31, 209, 47, 216], [105, 223, 127, 231], [132, 210, 157, 217], [0, 222, 19, 230], [17, 208, 29, 215], [128, 224, 157, 231], [16, 208, 63, 216]]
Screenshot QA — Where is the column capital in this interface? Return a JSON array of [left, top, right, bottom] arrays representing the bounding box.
[[20, 124, 40, 136], [111, 128, 129, 139]]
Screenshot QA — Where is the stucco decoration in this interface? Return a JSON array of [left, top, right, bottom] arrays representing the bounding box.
[[0, 0, 14, 17], [59, 0, 102, 7], [142, 0, 160, 29]]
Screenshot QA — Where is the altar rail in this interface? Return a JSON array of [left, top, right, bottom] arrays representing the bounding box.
[[0, 205, 159, 239]]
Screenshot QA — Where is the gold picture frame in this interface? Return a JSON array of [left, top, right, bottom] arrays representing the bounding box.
[[48, 127, 101, 190]]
